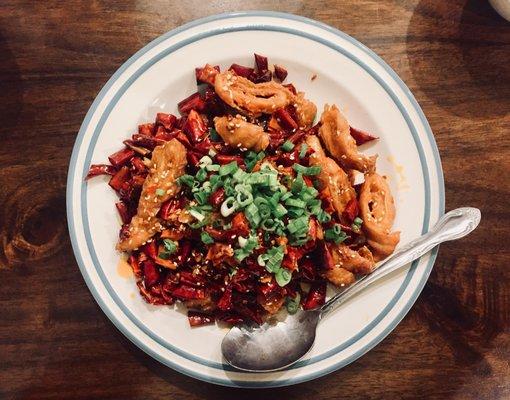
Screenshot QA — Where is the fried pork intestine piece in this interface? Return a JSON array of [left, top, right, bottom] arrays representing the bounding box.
[[117, 139, 187, 252], [294, 92, 317, 128], [319, 104, 377, 173], [306, 135, 356, 219], [214, 115, 269, 151], [215, 70, 294, 117], [359, 173, 400, 260], [324, 244, 375, 286]]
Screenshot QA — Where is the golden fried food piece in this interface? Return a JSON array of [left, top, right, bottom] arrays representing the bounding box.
[[214, 115, 269, 151], [359, 173, 400, 260], [307, 135, 356, 219], [319, 104, 376, 173], [117, 139, 187, 251], [214, 70, 294, 117], [323, 244, 375, 286], [294, 92, 317, 129]]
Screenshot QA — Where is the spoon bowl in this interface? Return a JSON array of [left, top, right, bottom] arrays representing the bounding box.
[[221, 310, 321, 372]]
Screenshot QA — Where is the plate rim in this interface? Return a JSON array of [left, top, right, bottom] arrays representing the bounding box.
[[66, 11, 445, 388]]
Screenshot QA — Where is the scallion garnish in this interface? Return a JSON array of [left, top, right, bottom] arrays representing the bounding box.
[[200, 231, 214, 244], [220, 196, 238, 217], [275, 267, 292, 287], [195, 168, 208, 182], [163, 239, 178, 254], [244, 203, 261, 227], [219, 161, 238, 176], [299, 144, 308, 159], [292, 164, 321, 176], [285, 293, 301, 314], [178, 174, 194, 187], [324, 224, 348, 244], [281, 140, 295, 152], [209, 127, 220, 141]]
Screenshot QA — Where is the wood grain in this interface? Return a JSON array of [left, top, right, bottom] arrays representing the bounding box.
[[0, 1, 509, 399]]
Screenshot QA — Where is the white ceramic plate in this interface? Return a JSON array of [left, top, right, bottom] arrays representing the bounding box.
[[67, 12, 444, 388]]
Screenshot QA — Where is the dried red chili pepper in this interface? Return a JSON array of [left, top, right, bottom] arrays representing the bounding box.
[[108, 148, 135, 167], [86, 164, 116, 179], [188, 311, 215, 327], [302, 282, 327, 310], [350, 126, 378, 146]]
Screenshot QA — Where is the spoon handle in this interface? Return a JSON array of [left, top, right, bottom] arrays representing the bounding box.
[[320, 207, 481, 316]]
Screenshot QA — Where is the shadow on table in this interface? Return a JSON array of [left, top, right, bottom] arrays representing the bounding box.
[[406, 0, 510, 119]]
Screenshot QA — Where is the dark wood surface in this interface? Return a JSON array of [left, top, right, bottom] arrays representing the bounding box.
[[1, 1, 509, 399]]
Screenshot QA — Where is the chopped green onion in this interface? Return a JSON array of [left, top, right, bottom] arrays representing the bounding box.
[[155, 188, 165, 196], [189, 208, 205, 221], [198, 155, 213, 168], [191, 180, 201, 191], [281, 140, 295, 152], [299, 144, 308, 159], [324, 224, 348, 244], [287, 216, 309, 235], [223, 177, 236, 196], [195, 168, 208, 182], [273, 203, 288, 218], [193, 191, 208, 205], [287, 207, 306, 218], [302, 186, 319, 199], [245, 172, 266, 185], [206, 164, 220, 172], [209, 127, 220, 141], [260, 246, 285, 273], [200, 231, 214, 244], [275, 268, 292, 287], [244, 203, 261, 227], [291, 173, 304, 193], [317, 210, 332, 223], [220, 196, 238, 217], [286, 293, 301, 314], [259, 204, 271, 220], [280, 192, 292, 202], [292, 164, 321, 176], [209, 174, 222, 191], [268, 192, 281, 209], [236, 188, 253, 208], [158, 251, 171, 259], [244, 151, 259, 172], [232, 168, 247, 182], [285, 198, 306, 208], [354, 217, 363, 225], [219, 161, 238, 176], [178, 174, 194, 187], [261, 218, 277, 231], [208, 148, 217, 157], [234, 234, 259, 261], [163, 239, 178, 254], [254, 197, 268, 207]]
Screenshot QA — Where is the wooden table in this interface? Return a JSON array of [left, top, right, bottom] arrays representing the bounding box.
[[1, 1, 509, 398]]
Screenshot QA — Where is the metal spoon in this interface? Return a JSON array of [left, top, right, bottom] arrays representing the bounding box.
[[221, 207, 481, 372]]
